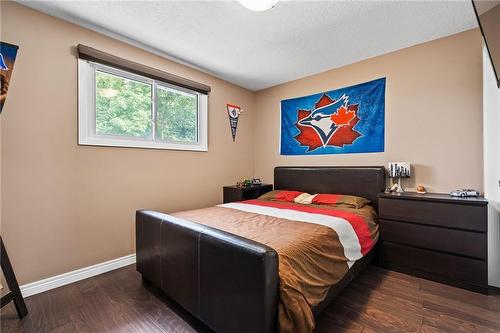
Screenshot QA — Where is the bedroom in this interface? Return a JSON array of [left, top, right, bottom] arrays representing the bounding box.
[[1, 0, 499, 332]]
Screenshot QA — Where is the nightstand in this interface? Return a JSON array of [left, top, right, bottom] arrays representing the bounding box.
[[223, 184, 273, 204], [378, 192, 488, 294]]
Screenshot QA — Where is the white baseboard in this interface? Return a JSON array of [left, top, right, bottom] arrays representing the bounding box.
[[20, 254, 136, 298]]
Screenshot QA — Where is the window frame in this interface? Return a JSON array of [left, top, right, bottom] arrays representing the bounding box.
[[78, 59, 208, 152]]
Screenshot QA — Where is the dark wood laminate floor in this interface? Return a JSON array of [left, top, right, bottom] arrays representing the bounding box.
[[2, 265, 499, 333]]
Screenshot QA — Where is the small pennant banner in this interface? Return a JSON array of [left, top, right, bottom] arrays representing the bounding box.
[[226, 104, 242, 141]]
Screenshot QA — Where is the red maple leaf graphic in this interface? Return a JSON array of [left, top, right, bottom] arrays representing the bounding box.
[[315, 93, 334, 108], [295, 95, 362, 151], [331, 106, 356, 126], [328, 104, 361, 147]]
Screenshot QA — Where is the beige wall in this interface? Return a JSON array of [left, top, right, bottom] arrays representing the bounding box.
[[1, 2, 485, 285], [254, 29, 484, 193], [1, 2, 256, 284]]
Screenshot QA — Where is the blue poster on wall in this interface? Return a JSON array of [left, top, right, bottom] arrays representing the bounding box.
[[280, 78, 385, 155], [0, 42, 20, 114]]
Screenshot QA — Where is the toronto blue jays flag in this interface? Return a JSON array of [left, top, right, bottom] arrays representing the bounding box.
[[280, 78, 385, 155]]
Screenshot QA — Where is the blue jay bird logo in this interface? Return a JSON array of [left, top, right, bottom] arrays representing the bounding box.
[[298, 94, 350, 147]]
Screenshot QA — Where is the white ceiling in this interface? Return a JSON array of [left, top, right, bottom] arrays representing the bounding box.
[[19, 0, 479, 91]]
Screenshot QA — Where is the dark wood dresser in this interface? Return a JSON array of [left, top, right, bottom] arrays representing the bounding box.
[[378, 192, 488, 293], [223, 184, 273, 204]]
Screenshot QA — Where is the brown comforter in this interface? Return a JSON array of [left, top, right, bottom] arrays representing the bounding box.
[[172, 199, 378, 333]]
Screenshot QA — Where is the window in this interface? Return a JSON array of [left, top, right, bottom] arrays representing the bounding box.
[[78, 60, 208, 151]]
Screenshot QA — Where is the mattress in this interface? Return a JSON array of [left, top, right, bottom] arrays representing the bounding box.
[[171, 198, 378, 333]]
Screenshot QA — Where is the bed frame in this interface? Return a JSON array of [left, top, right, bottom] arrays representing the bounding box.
[[136, 166, 385, 333]]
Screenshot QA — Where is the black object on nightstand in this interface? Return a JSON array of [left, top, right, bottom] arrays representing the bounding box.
[[223, 184, 273, 204], [378, 192, 489, 294]]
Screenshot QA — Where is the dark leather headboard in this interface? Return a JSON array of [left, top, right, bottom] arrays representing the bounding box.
[[274, 166, 386, 209]]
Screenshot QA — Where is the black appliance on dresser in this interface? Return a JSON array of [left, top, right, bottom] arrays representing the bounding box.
[[378, 192, 489, 294]]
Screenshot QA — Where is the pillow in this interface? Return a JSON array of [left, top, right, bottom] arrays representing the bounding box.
[[311, 193, 370, 209], [258, 190, 304, 202], [259, 190, 370, 208], [293, 193, 316, 204]]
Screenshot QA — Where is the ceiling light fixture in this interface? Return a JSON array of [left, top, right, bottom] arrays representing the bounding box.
[[237, 0, 279, 11]]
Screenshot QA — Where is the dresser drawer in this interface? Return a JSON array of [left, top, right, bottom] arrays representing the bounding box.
[[379, 219, 487, 259], [380, 242, 487, 286], [379, 198, 487, 232]]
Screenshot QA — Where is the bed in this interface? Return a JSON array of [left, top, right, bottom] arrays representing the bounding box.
[[136, 166, 385, 333]]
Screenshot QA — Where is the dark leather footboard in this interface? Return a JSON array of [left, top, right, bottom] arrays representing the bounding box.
[[136, 210, 279, 333]]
